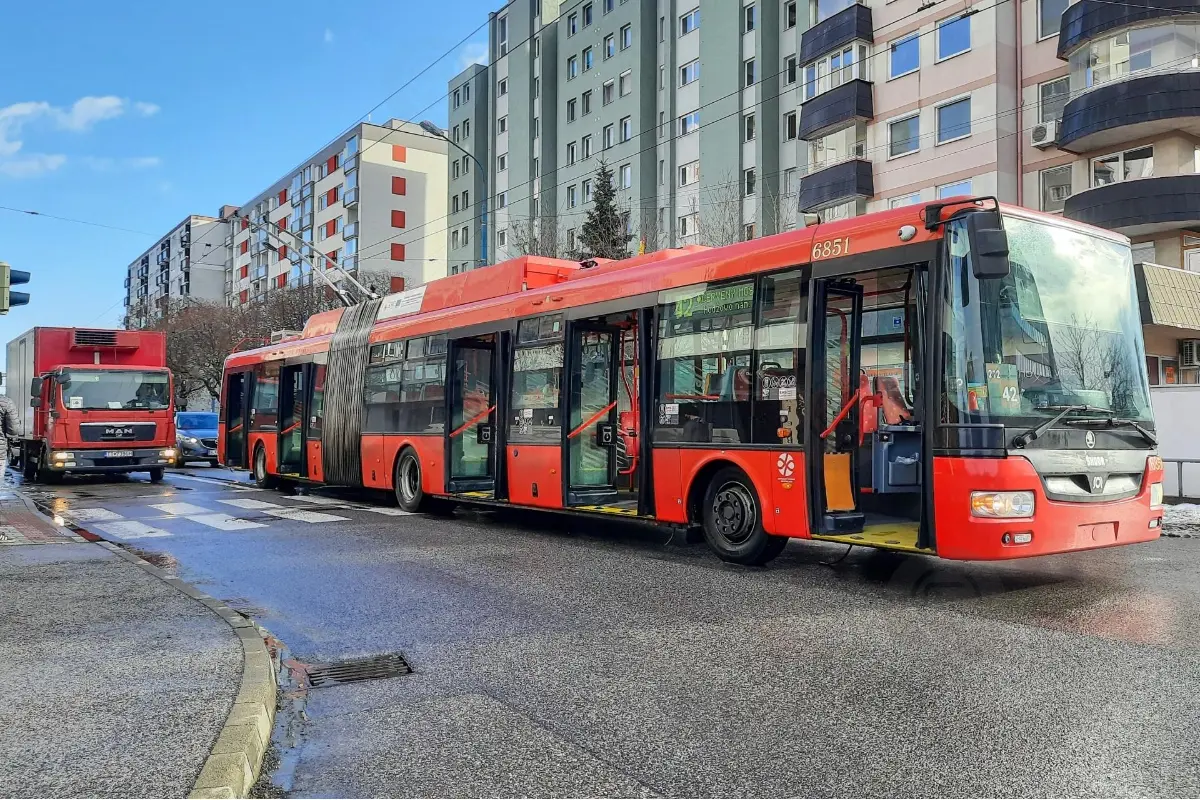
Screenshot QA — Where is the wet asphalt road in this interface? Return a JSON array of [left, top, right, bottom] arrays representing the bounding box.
[[22, 467, 1200, 797]]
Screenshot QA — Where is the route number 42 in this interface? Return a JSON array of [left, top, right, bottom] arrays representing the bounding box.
[[813, 237, 850, 259]]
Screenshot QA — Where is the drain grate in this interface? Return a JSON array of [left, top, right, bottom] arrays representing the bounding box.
[[305, 652, 413, 688]]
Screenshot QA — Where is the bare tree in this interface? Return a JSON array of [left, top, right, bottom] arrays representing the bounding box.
[[507, 215, 569, 259], [760, 177, 796, 236], [695, 171, 746, 248]]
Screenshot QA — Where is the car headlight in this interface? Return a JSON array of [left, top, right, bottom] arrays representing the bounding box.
[[970, 490, 1035, 518], [184, 437, 200, 445], [1150, 482, 1163, 509]]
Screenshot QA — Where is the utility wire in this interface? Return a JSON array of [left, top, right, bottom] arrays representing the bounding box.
[[0, 205, 154, 236]]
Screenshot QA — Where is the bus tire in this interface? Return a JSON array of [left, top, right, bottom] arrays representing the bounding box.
[[394, 448, 427, 512], [253, 444, 278, 490], [149, 467, 165, 483], [699, 466, 787, 566]]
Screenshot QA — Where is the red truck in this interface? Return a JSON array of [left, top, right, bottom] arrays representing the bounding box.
[[4, 327, 177, 482]]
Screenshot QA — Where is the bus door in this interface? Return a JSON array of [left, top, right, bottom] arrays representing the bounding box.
[[278, 363, 310, 477], [223, 371, 251, 468], [446, 337, 498, 496], [808, 278, 865, 533], [564, 322, 621, 508]]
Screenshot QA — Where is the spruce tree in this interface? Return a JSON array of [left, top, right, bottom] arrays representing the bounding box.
[[578, 161, 632, 260]]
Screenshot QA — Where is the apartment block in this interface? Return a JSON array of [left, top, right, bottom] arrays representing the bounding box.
[[228, 120, 448, 305], [123, 214, 231, 328]]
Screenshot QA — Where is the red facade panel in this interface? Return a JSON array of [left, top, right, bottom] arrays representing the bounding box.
[[392, 145, 407, 162], [391, 176, 407, 195], [390, 210, 406, 228], [390, 244, 406, 261]]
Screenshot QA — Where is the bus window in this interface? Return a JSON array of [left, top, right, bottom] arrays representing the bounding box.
[[400, 338, 447, 433], [250, 362, 280, 430], [308, 365, 326, 438], [655, 282, 755, 444], [753, 271, 807, 445], [511, 315, 564, 443], [363, 363, 403, 432]]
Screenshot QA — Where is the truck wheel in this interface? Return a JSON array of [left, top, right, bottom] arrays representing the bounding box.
[[253, 445, 278, 490], [22, 446, 36, 481], [699, 466, 787, 566], [149, 468, 165, 483]]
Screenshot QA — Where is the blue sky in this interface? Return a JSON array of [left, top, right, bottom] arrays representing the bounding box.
[[0, 0, 495, 372]]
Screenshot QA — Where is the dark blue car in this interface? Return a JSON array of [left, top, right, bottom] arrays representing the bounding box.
[[175, 412, 219, 466]]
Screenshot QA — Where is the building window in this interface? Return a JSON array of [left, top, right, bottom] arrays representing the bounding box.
[[1039, 77, 1070, 123], [604, 34, 615, 59], [680, 8, 700, 36], [582, 90, 593, 115], [498, 115, 508, 133], [498, 153, 508, 171], [680, 111, 700, 135], [462, 156, 470, 174], [744, 4, 756, 32], [462, 83, 470, 102], [498, 230, 508, 248], [603, 124, 615, 148], [568, 184, 578, 208], [936, 15, 971, 61], [567, 141, 578, 165], [498, 15, 508, 54], [568, 228, 577, 251], [462, 226, 469, 245], [534, 77, 540, 98], [567, 98, 577, 122], [886, 114, 920, 158], [743, 223, 756, 241], [679, 161, 699, 186], [659, 159, 665, 185], [603, 80, 615, 105], [453, 161, 460, 180], [463, 119, 470, 137], [583, 47, 594, 71], [498, 191, 508, 208], [680, 59, 700, 85], [534, 117, 540, 138], [936, 96, 972, 143], [811, 0, 856, 24], [679, 213, 698, 238], [452, 230, 460, 249], [783, 111, 797, 141], [785, 1, 797, 28], [1040, 165, 1073, 212], [604, 0, 613, 13], [620, 163, 632, 189], [567, 12, 577, 35], [620, 116, 632, 141], [744, 58, 756, 87], [568, 55, 578, 79], [621, 24, 632, 49], [498, 78, 508, 96], [582, 134, 593, 158], [889, 34, 919, 79], [583, 179, 593, 203], [804, 43, 868, 100], [889, 192, 921, 208], [462, 190, 470, 208], [452, 124, 460, 142], [1092, 146, 1154, 186], [583, 2, 593, 26], [785, 56, 798, 85], [744, 168, 756, 196], [619, 69, 633, 96], [534, 36, 540, 57], [1038, 0, 1069, 39], [937, 179, 973, 198], [453, 89, 461, 108], [744, 112, 756, 141]]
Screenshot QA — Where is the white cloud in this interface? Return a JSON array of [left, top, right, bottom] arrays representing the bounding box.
[[457, 42, 488, 70], [134, 101, 160, 117], [324, 28, 334, 43], [0, 101, 52, 157], [55, 96, 126, 132], [81, 155, 162, 172], [0, 153, 66, 178]]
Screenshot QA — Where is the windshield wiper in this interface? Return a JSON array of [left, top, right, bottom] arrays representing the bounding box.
[[1011, 405, 1111, 449], [1064, 415, 1158, 447]]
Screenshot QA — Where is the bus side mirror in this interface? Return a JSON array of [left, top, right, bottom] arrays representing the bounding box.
[[966, 210, 1010, 280], [29, 377, 42, 407]]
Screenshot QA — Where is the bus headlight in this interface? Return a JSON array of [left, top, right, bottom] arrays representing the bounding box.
[[970, 490, 1035, 518], [1150, 482, 1163, 509]]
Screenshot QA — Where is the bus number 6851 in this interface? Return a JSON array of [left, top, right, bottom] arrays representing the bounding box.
[[813, 237, 850, 259]]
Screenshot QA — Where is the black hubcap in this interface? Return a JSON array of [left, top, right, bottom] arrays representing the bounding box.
[[711, 481, 755, 544]]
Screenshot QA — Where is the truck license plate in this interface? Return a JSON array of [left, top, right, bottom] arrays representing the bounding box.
[[105, 450, 134, 458]]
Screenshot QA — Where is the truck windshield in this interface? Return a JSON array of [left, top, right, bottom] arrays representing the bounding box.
[[59, 370, 170, 411], [942, 215, 1153, 424]]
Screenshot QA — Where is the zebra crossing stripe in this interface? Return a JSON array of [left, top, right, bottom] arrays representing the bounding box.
[[95, 520, 171, 539], [263, 508, 349, 524], [286, 495, 346, 506], [187, 513, 266, 531], [150, 502, 211, 516], [65, 507, 124, 522], [358, 507, 417, 516], [219, 498, 283, 510]]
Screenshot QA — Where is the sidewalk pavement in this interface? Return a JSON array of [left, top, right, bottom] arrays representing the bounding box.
[[0, 490, 244, 798]]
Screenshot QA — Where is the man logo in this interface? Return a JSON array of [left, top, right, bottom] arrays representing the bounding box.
[[1092, 475, 1104, 492], [1085, 430, 1096, 449]]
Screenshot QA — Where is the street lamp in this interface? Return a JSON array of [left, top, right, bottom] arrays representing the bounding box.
[[421, 120, 488, 268]]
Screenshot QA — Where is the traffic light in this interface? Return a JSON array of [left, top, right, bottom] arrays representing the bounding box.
[[0, 261, 30, 313]]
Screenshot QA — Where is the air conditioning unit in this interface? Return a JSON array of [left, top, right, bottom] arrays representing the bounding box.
[[1030, 120, 1057, 149], [1181, 339, 1200, 368]]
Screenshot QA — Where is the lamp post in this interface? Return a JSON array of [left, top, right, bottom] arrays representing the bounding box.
[[420, 120, 488, 268]]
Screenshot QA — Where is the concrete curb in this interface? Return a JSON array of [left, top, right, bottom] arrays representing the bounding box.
[[94, 541, 278, 799]]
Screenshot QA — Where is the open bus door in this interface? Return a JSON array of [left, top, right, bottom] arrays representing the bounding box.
[[446, 336, 499, 497], [223, 371, 251, 469], [808, 278, 865, 533], [277, 363, 311, 478]]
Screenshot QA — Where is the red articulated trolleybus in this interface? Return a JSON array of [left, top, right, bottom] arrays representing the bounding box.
[[219, 198, 1164, 565]]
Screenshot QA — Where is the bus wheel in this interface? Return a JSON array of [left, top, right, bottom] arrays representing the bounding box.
[[700, 466, 787, 566], [394, 449, 425, 512], [253, 445, 278, 490]]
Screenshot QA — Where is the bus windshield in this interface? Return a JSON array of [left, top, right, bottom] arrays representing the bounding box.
[[59, 370, 171, 411], [943, 215, 1153, 424]]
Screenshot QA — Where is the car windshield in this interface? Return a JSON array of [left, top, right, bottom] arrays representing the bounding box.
[[59, 370, 170, 411], [177, 412, 217, 429], [942, 215, 1153, 424]]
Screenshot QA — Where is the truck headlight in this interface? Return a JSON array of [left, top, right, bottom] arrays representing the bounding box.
[[1150, 482, 1163, 509], [161, 448, 177, 459], [52, 451, 73, 461], [970, 490, 1035, 518]]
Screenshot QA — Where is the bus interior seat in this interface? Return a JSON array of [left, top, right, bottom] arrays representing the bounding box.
[[876, 376, 913, 425]]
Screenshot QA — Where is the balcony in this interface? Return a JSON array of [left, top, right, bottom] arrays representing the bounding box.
[[342, 254, 358, 272], [342, 154, 358, 172], [798, 79, 873, 141], [1063, 173, 1200, 237], [1058, 71, 1200, 153], [343, 221, 359, 239], [798, 158, 873, 212], [799, 3, 873, 65], [155, 250, 170, 266], [1058, 0, 1198, 58], [343, 187, 360, 207]]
